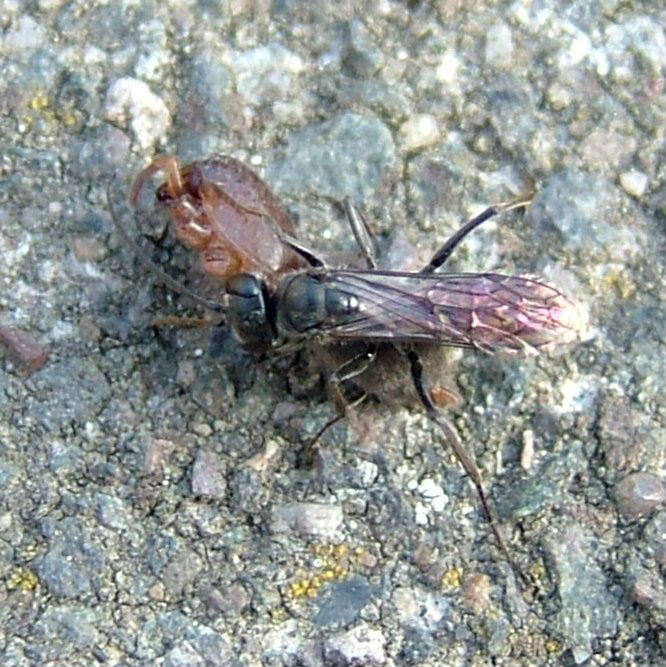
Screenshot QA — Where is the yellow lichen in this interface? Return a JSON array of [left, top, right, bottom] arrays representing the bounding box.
[[600, 270, 636, 300], [21, 544, 39, 560], [7, 567, 39, 591], [28, 91, 49, 110], [283, 541, 367, 602], [333, 544, 348, 558], [441, 567, 463, 588]]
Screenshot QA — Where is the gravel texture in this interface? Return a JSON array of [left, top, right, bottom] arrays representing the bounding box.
[[1, 2, 665, 666]]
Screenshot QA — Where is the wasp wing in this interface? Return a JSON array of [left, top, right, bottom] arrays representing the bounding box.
[[318, 270, 581, 354]]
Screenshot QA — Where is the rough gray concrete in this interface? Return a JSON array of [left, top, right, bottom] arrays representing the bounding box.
[[1, 2, 665, 666]]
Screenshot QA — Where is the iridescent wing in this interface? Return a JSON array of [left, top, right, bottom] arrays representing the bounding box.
[[316, 270, 581, 355]]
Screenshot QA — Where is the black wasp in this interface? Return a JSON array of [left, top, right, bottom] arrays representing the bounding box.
[[115, 169, 582, 572], [221, 194, 581, 562]]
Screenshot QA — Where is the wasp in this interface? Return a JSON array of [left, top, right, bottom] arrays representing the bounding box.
[[223, 193, 581, 562], [116, 157, 582, 573]]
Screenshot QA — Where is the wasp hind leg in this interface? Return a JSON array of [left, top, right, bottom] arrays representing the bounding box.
[[421, 192, 534, 273], [406, 349, 531, 588]]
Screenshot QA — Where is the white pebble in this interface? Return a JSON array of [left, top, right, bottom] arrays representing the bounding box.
[[400, 114, 441, 152], [520, 429, 535, 471], [104, 77, 170, 150], [619, 169, 648, 198], [357, 460, 379, 487], [414, 502, 429, 526], [418, 478, 448, 513], [417, 478, 443, 500], [435, 51, 460, 84], [485, 23, 514, 68]]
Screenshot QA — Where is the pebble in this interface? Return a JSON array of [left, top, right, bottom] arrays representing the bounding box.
[[356, 460, 378, 487], [462, 572, 492, 614], [231, 43, 303, 106], [191, 450, 226, 499], [37, 518, 103, 597], [96, 494, 128, 530], [485, 23, 514, 68], [615, 472, 666, 519], [0, 325, 48, 375], [313, 576, 375, 626], [262, 620, 301, 662], [619, 169, 648, 198], [414, 501, 429, 526], [148, 582, 165, 602], [193, 422, 213, 437], [399, 114, 440, 152], [0, 511, 12, 532], [144, 438, 173, 475], [324, 624, 387, 666], [521, 429, 535, 470], [391, 586, 448, 631], [242, 440, 281, 471], [203, 583, 250, 615], [547, 81, 574, 110], [2, 14, 47, 53], [630, 576, 663, 607], [272, 502, 344, 539], [435, 50, 460, 84], [164, 643, 206, 667], [70, 235, 107, 263], [417, 478, 447, 513], [104, 77, 170, 150]]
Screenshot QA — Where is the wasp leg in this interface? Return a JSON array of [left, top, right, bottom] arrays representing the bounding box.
[[300, 347, 377, 466], [279, 197, 379, 270], [406, 348, 529, 585], [421, 192, 534, 273], [343, 197, 379, 269]]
